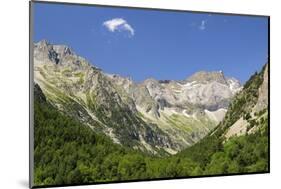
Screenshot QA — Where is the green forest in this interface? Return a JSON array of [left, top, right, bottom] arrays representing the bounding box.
[[33, 84, 268, 187]]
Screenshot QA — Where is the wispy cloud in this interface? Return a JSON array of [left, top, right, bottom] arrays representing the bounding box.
[[103, 18, 135, 36], [199, 20, 207, 30]]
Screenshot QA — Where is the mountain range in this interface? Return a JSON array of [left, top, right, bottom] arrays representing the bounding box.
[[33, 40, 267, 155]]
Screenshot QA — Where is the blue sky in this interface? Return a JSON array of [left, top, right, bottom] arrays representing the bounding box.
[[33, 2, 268, 83]]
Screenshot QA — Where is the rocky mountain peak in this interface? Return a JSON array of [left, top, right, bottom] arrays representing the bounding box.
[[142, 78, 162, 97], [143, 78, 159, 84], [53, 44, 73, 57], [34, 40, 59, 63], [34, 40, 74, 59], [186, 70, 227, 84], [34, 40, 94, 71], [35, 39, 49, 48]]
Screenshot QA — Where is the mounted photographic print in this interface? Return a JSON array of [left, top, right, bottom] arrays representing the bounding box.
[[29, 1, 269, 188]]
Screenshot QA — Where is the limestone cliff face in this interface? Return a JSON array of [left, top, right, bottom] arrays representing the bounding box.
[[255, 64, 269, 112]]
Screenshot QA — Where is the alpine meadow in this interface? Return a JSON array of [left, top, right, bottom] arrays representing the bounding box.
[[31, 2, 269, 187]]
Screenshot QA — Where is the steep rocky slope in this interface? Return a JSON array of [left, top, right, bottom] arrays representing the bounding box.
[[212, 63, 268, 139], [33, 40, 242, 154]]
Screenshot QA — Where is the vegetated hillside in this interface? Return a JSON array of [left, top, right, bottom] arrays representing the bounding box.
[[34, 40, 242, 154], [215, 63, 268, 138], [33, 61, 268, 187]]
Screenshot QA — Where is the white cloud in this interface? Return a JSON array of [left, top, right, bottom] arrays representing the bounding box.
[[103, 18, 135, 36], [199, 20, 206, 30]]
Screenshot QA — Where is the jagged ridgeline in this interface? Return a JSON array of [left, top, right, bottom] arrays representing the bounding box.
[[34, 40, 242, 155], [33, 58, 268, 186]]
